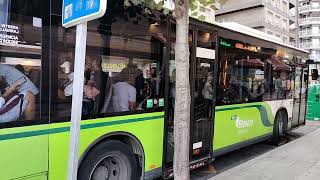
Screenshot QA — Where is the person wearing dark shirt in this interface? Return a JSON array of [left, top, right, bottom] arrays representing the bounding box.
[[135, 69, 145, 104]]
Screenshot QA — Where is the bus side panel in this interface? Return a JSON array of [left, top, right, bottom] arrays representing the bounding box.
[[48, 112, 164, 180], [213, 103, 274, 151], [0, 125, 49, 180], [265, 99, 293, 129]]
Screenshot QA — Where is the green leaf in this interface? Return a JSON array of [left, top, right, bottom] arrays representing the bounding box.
[[220, 0, 227, 5], [191, 12, 198, 16], [199, 0, 206, 5], [199, 7, 205, 12], [191, 3, 197, 11], [130, 0, 141, 6], [163, 8, 170, 15], [124, 0, 131, 7], [210, 4, 216, 10], [198, 15, 206, 21], [156, 2, 164, 10]]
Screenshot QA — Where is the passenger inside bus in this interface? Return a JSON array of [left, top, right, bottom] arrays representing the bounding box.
[[0, 76, 35, 122], [247, 80, 266, 102], [62, 57, 163, 115], [0, 64, 38, 120], [111, 73, 137, 112]]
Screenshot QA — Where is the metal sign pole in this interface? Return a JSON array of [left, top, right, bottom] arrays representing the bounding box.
[[67, 22, 87, 180]]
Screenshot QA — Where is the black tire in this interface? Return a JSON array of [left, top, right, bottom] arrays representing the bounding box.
[[272, 111, 287, 145], [78, 140, 138, 180]]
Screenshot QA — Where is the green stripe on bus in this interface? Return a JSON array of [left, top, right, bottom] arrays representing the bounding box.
[[0, 115, 164, 141], [0, 103, 272, 141], [80, 115, 164, 130]]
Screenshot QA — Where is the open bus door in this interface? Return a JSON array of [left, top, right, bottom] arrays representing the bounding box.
[[292, 64, 309, 128], [189, 27, 218, 164], [163, 22, 218, 178]]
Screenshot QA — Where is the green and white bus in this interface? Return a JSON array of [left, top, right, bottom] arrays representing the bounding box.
[[0, 0, 309, 180]]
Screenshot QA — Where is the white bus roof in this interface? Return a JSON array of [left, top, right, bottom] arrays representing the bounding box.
[[215, 22, 309, 54]]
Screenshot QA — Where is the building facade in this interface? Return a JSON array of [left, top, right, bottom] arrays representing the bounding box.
[[298, 0, 320, 61], [216, 0, 297, 46]]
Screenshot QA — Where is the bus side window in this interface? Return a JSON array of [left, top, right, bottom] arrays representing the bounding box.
[[0, 1, 45, 126], [267, 57, 293, 101], [50, 10, 166, 121], [218, 53, 266, 105]]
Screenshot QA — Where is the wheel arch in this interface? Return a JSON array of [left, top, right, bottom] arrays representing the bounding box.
[[78, 131, 145, 179]]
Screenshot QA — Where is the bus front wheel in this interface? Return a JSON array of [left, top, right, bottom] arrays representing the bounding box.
[[78, 140, 138, 180]]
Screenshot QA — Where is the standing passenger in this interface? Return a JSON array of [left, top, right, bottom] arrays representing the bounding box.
[[112, 76, 136, 112], [202, 72, 214, 118]]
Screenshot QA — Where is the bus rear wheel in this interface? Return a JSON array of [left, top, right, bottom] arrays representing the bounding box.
[[272, 111, 287, 145], [78, 140, 138, 180]]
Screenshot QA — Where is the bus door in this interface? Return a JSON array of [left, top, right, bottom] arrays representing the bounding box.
[[292, 65, 308, 128], [189, 29, 218, 163], [299, 66, 309, 125], [163, 24, 217, 177]]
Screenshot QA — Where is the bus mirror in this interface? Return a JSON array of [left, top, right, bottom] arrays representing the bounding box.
[[311, 69, 319, 80]]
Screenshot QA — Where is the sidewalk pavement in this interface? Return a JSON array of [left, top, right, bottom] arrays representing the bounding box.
[[210, 125, 320, 180]]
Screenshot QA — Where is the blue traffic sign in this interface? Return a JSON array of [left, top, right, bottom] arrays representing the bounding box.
[[62, 0, 107, 28]]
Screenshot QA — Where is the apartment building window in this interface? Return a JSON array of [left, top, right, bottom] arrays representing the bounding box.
[[269, 0, 275, 6], [275, 0, 280, 8], [267, 31, 273, 35], [283, 19, 288, 31], [282, 1, 288, 13], [283, 37, 288, 44], [276, 34, 281, 38], [267, 11, 273, 24], [275, 15, 281, 27]]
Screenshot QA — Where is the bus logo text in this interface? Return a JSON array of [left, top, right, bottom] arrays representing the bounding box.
[[231, 115, 254, 128]]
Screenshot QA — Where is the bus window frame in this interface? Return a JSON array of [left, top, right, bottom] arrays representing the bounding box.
[[0, 1, 50, 130]]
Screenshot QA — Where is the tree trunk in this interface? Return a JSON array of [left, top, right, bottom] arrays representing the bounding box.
[[174, 0, 190, 179]]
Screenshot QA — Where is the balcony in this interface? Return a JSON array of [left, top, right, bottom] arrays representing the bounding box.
[[299, 5, 320, 13], [299, 30, 320, 37], [216, 0, 264, 15], [299, 42, 320, 49], [310, 54, 320, 60], [298, 17, 320, 25]]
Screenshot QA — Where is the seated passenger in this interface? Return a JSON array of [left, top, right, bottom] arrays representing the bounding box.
[[0, 64, 39, 120], [0, 77, 34, 122]]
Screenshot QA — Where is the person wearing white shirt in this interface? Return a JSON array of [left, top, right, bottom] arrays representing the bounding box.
[[112, 79, 136, 112]]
